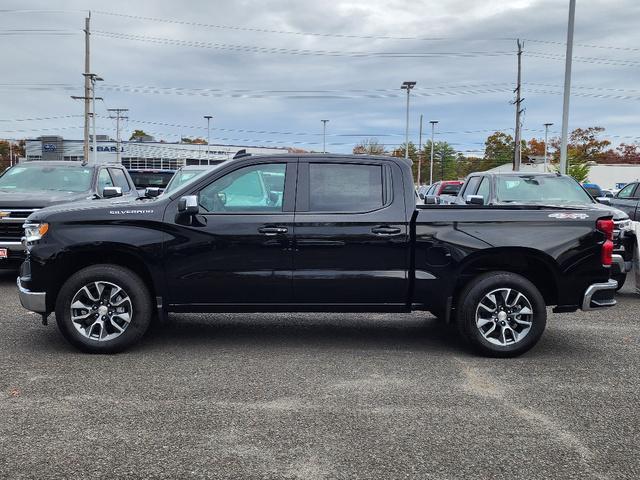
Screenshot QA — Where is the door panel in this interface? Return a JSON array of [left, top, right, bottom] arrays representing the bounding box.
[[292, 160, 409, 304], [163, 161, 296, 306]]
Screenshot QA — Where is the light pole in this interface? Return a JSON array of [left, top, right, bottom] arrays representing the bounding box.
[[204, 115, 212, 162], [559, 0, 576, 174], [321, 119, 329, 153], [417, 114, 423, 185], [429, 120, 438, 185], [401, 81, 416, 160], [543, 122, 553, 171]]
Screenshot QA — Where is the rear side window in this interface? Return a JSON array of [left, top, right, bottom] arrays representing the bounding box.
[[309, 163, 383, 212], [110, 169, 131, 192]]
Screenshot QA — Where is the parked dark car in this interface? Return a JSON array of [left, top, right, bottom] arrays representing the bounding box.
[[609, 181, 640, 221], [454, 172, 635, 289], [0, 161, 138, 269], [127, 169, 176, 195], [18, 154, 617, 357]]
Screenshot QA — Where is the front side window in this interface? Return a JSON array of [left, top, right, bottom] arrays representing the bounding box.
[[97, 169, 114, 193], [110, 169, 131, 192], [309, 163, 383, 212], [462, 177, 481, 197], [617, 183, 637, 199], [476, 177, 490, 200], [199, 163, 286, 213]]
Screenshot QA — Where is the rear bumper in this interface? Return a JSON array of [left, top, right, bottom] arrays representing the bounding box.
[[582, 279, 617, 311], [611, 254, 633, 275], [17, 277, 47, 313]]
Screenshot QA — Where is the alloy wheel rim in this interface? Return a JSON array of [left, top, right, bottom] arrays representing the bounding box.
[[70, 281, 133, 341], [475, 288, 533, 346]]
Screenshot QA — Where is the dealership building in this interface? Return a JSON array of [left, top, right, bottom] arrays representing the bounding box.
[[24, 136, 290, 169]]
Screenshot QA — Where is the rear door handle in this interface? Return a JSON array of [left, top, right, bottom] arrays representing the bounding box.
[[258, 226, 288, 236], [371, 226, 402, 236]]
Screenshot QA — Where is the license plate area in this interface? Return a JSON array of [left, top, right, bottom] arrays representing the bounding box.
[[0, 248, 7, 259]]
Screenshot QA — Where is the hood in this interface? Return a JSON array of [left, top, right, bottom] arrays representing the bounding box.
[[0, 190, 92, 209], [27, 195, 161, 222]]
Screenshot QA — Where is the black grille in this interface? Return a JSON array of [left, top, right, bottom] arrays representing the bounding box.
[[6, 210, 35, 219], [0, 223, 24, 241]]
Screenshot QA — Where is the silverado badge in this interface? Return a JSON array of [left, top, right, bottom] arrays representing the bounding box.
[[0, 211, 9, 219], [548, 212, 589, 220]]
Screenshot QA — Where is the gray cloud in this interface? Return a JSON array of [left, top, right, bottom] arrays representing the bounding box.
[[0, 0, 638, 153]]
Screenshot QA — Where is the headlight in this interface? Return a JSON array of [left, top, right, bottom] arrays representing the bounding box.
[[23, 222, 49, 243]]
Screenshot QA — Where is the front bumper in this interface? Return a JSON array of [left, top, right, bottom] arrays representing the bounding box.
[[582, 279, 617, 310], [17, 277, 47, 313], [0, 241, 26, 268]]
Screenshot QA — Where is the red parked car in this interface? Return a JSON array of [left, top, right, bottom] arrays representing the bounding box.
[[421, 180, 464, 204]]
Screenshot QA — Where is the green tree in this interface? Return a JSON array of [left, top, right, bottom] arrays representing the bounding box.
[[482, 131, 515, 170], [129, 129, 149, 141], [181, 137, 207, 144]]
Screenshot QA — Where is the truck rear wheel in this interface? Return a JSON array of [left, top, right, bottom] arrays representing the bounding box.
[[456, 271, 546, 357], [55, 265, 152, 353]]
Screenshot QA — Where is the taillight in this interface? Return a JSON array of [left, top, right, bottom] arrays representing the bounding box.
[[596, 219, 614, 241], [597, 218, 614, 266], [601, 240, 613, 266]]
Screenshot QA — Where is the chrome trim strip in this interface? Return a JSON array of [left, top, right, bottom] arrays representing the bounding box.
[[17, 277, 47, 313], [611, 254, 626, 273], [582, 279, 618, 311]]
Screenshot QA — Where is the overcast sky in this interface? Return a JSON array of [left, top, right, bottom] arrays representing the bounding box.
[[1, 0, 638, 154]]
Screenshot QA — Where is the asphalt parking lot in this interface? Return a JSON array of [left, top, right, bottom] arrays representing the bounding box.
[[0, 272, 638, 480]]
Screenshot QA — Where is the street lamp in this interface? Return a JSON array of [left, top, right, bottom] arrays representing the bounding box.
[[204, 115, 213, 162], [321, 119, 329, 154], [543, 122, 553, 171], [429, 120, 438, 185], [401, 81, 416, 160]]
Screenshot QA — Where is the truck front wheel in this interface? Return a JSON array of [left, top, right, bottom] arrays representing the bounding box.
[[55, 265, 152, 353], [456, 272, 546, 357]]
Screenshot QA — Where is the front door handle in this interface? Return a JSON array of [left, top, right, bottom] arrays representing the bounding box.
[[371, 226, 402, 236], [258, 226, 288, 236]]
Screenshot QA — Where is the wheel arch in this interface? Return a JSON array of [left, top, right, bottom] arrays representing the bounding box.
[[46, 244, 162, 312], [453, 247, 560, 307]]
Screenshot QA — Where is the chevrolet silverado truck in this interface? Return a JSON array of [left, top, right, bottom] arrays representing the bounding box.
[[449, 171, 635, 290], [0, 161, 138, 269], [17, 154, 618, 357]]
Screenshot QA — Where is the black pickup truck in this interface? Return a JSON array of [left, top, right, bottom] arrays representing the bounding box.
[[17, 154, 618, 357], [0, 161, 138, 269]]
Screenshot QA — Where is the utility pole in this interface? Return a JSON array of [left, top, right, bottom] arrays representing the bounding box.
[[108, 108, 129, 164], [83, 13, 91, 163], [321, 119, 329, 153], [401, 81, 416, 160], [560, 0, 576, 174], [417, 114, 423, 185], [72, 73, 102, 164], [543, 122, 553, 172], [204, 115, 213, 162], [441, 150, 445, 181], [513, 39, 524, 171], [429, 120, 438, 185]]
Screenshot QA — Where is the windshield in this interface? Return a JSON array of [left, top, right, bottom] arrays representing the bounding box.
[[165, 169, 206, 194], [495, 175, 594, 204], [0, 164, 93, 193], [129, 171, 174, 189]]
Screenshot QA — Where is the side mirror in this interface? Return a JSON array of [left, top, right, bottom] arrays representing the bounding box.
[[596, 197, 611, 205], [103, 186, 122, 199], [424, 195, 439, 205], [144, 187, 161, 198], [418, 193, 425, 200], [177, 195, 199, 215], [466, 195, 485, 205]]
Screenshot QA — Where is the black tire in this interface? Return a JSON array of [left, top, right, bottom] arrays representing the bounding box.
[[55, 264, 152, 353], [456, 271, 547, 358], [612, 272, 627, 291]]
